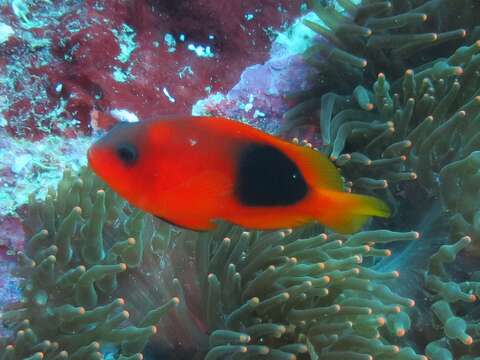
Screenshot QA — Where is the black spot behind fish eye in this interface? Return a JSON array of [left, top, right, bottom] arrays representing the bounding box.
[[116, 143, 138, 165]]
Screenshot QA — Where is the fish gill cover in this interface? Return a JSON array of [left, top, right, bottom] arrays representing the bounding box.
[[0, 0, 480, 360]]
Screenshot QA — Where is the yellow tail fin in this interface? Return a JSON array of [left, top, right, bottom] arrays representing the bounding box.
[[314, 189, 391, 234]]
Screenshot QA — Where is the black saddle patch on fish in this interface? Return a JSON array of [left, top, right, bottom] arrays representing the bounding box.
[[235, 143, 308, 206]]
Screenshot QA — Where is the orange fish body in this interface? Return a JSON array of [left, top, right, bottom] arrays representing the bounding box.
[[88, 116, 390, 233]]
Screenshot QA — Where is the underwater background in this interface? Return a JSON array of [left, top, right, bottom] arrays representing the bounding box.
[[1, 0, 480, 359]]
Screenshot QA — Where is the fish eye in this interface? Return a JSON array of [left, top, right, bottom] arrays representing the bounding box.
[[116, 143, 138, 165]]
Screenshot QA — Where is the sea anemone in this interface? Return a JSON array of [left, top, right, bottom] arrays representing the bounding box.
[[282, 0, 480, 136], [0, 167, 178, 359], [301, 0, 479, 93], [0, 167, 425, 359]]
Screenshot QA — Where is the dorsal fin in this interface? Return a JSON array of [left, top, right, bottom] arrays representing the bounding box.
[[289, 145, 343, 191]]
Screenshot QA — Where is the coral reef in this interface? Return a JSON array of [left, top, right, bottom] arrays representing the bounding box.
[[191, 54, 313, 137], [2, 1, 480, 359], [0, 0, 302, 139], [0, 131, 90, 216], [191, 35, 317, 140]]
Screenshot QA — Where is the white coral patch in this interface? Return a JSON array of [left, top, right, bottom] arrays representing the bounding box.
[[0, 23, 14, 44], [110, 108, 140, 123]]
